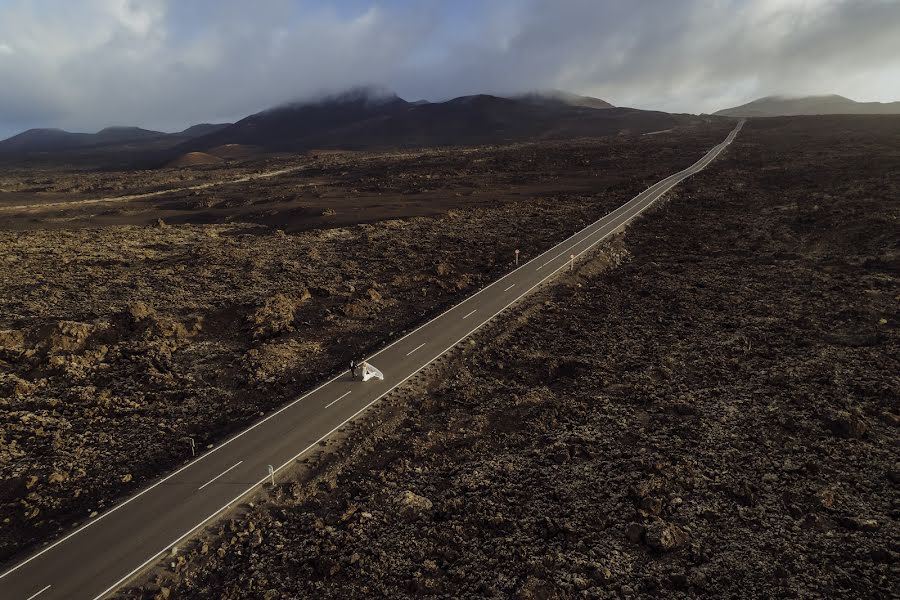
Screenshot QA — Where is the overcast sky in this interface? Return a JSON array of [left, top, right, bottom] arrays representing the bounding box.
[[1, 0, 899, 139]]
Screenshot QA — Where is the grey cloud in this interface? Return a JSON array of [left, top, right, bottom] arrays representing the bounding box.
[[392, 0, 900, 112], [1, 0, 899, 139]]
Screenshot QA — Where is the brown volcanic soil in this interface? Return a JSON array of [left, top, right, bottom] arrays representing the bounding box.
[[122, 115, 898, 599], [0, 124, 732, 564], [167, 152, 224, 168], [0, 127, 726, 231]]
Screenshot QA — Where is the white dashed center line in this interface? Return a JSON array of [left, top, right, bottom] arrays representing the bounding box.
[[406, 342, 426, 356], [325, 390, 352, 408], [197, 461, 243, 490], [503, 283, 515, 292], [462, 309, 477, 319], [26, 585, 51, 600]]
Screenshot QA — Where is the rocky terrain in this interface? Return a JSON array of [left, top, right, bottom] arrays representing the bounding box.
[[0, 123, 732, 564], [1, 126, 727, 231], [122, 115, 898, 599]]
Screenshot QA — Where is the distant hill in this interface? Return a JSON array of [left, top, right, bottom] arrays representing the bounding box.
[[715, 94, 900, 117], [0, 122, 232, 162], [0, 128, 91, 153], [180, 87, 691, 155], [92, 126, 165, 144]]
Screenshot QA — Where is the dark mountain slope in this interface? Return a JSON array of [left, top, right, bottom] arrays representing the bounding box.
[[180, 87, 412, 152], [2, 87, 706, 166], [177, 123, 231, 138], [715, 94, 900, 117], [0, 123, 232, 166], [183, 91, 694, 154]]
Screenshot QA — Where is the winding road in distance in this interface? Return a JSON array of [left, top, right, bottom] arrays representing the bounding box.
[[1, 119, 744, 600]]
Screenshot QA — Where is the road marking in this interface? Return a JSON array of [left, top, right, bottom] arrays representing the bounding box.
[[406, 342, 426, 356], [25, 585, 51, 600], [325, 390, 352, 408], [92, 160, 717, 597], [463, 309, 477, 319], [503, 284, 515, 292], [538, 250, 567, 270], [197, 461, 243, 490], [0, 185, 626, 583], [4, 121, 743, 600]]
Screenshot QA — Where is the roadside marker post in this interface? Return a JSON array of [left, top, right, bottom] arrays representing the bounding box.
[[187, 437, 195, 457], [570, 254, 575, 271], [267, 465, 275, 486], [515, 249, 520, 266]]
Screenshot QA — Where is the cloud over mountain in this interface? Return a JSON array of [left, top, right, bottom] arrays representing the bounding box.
[[1, 0, 899, 138]]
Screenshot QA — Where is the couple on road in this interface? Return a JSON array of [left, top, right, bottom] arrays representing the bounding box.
[[349, 358, 382, 381]]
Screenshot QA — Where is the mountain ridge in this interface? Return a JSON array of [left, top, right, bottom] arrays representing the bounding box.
[[178, 89, 684, 156], [0, 123, 231, 155], [1, 87, 711, 166]]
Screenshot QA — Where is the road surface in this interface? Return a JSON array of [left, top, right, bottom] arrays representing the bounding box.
[[0, 120, 743, 600]]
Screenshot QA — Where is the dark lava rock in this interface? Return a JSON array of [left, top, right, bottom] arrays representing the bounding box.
[[644, 520, 689, 552]]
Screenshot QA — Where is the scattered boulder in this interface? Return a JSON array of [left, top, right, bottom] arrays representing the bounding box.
[[516, 576, 557, 600], [838, 516, 880, 531], [1, 373, 35, 398], [396, 490, 433, 519], [121, 303, 198, 340], [644, 520, 690, 552], [47, 471, 69, 484], [127, 301, 157, 323], [625, 522, 645, 543], [888, 463, 900, 484], [44, 321, 93, 353], [827, 409, 868, 438], [248, 293, 308, 340], [0, 329, 25, 353]]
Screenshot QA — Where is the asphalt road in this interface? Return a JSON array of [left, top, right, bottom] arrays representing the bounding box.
[[0, 120, 743, 600]]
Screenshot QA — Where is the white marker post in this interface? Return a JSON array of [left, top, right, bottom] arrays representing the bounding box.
[[570, 254, 575, 272], [515, 249, 520, 266], [187, 437, 195, 457], [267, 465, 275, 486]]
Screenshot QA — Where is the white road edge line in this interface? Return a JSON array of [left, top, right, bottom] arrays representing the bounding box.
[[197, 461, 243, 491], [25, 585, 51, 600], [0, 121, 741, 597], [503, 284, 515, 292], [88, 121, 743, 600], [406, 342, 426, 356], [462, 309, 477, 319], [325, 390, 352, 408]]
